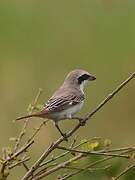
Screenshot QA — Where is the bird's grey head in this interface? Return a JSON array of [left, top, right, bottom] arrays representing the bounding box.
[[63, 69, 96, 93]]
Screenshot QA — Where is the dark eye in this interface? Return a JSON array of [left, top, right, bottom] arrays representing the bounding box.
[[78, 74, 90, 84]]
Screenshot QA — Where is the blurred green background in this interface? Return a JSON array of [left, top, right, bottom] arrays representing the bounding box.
[[0, 0, 135, 179]]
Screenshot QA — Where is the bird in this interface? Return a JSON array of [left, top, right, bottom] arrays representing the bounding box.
[[16, 69, 96, 140]]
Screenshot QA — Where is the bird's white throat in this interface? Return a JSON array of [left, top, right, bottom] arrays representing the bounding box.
[[79, 80, 88, 93]]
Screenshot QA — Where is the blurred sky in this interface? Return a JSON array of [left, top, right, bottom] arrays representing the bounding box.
[[0, 0, 135, 179]]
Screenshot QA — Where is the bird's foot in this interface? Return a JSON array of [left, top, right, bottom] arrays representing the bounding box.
[[79, 119, 86, 126], [72, 116, 86, 126]]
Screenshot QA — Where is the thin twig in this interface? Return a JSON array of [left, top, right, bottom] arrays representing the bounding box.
[[31, 146, 132, 180], [84, 72, 135, 121], [57, 165, 111, 179], [40, 137, 101, 168], [27, 120, 48, 143], [22, 72, 135, 180], [13, 119, 29, 153], [32, 163, 58, 178], [0, 140, 34, 177], [31, 144, 135, 180], [114, 162, 135, 180], [63, 164, 111, 172], [9, 157, 30, 169], [14, 88, 43, 153], [22, 163, 29, 172], [100, 147, 135, 153], [59, 145, 135, 180], [5, 141, 34, 163], [30, 154, 83, 180], [57, 146, 130, 159]]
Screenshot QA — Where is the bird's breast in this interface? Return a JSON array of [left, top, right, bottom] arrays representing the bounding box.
[[50, 101, 84, 121], [66, 101, 84, 116]]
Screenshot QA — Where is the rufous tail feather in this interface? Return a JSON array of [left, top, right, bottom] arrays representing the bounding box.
[[16, 111, 46, 121]]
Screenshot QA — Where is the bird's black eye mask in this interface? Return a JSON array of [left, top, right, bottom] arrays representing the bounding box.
[[78, 74, 90, 84]]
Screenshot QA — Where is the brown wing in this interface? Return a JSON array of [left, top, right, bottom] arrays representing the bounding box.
[[44, 94, 84, 113]]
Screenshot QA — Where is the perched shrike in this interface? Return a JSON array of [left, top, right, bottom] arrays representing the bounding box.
[[16, 69, 96, 139]]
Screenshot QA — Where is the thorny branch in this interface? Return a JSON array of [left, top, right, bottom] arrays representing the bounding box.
[[57, 146, 131, 159], [39, 137, 101, 168], [0, 89, 45, 179], [0, 72, 134, 180], [0, 140, 34, 178], [22, 72, 135, 180], [29, 145, 135, 180], [58, 147, 135, 180], [9, 157, 30, 170], [14, 88, 43, 153]]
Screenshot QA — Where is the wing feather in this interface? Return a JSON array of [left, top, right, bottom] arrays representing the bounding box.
[[45, 94, 84, 113]]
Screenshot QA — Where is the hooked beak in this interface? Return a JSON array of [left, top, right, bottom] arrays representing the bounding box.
[[88, 75, 96, 81]]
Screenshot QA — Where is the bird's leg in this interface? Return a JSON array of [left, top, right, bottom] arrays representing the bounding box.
[[71, 116, 86, 126], [54, 122, 68, 141]]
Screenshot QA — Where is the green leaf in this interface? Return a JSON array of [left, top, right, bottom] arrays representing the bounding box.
[[81, 141, 99, 151], [88, 142, 99, 150]]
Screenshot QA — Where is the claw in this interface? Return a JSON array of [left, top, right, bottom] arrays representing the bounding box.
[[79, 119, 86, 126]]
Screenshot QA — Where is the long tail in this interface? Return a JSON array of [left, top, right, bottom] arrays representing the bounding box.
[[16, 111, 46, 121], [16, 114, 36, 121]]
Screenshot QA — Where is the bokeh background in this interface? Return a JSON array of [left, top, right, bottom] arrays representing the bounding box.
[[0, 0, 135, 179]]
